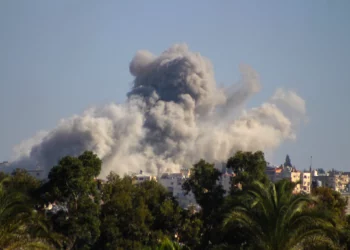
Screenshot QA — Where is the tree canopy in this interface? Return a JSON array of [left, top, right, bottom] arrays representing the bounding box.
[[95, 172, 185, 250], [223, 180, 338, 249], [0, 150, 348, 249], [45, 151, 102, 249], [226, 151, 269, 188], [284, 154, 292, 167]]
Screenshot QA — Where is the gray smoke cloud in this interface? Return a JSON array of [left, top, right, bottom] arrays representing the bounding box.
[[9, 44, 306, 178]]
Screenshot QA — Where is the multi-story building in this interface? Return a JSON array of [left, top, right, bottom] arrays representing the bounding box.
[[158, 172, 196, 208], [266, 165, 297, 183], [336, 174, 349, 192], [132, 170, 157, 184], [265, 165, 312, 194], [313, 171, 349, 192], [289, 171, 302, 193], [328, 173, 349, 192], [266, 165, 284, 182], [301, 172, 312, 193], [266, 166, 276, 181], [157, 165, 236, 208]]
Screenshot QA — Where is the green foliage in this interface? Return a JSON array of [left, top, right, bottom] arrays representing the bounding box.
[[226, 151, 268, 188], [177, 208, 202, 249], [312, 186, 347, 219], [45, 151, 102, 249], [311, 187, 350, 249], [339, 215, 350, 250], [0, 177, 57, 249], [48, 151, 102, 203], [0, 150, 348, 250], [183, 160, 225, 248], [183, 160, 225, 216], [284, 154, 292, 167], [9, 168, 41, 194], [143, 237, 185, 250], [96, 172, 183, 250], [223, 180, 339, 250]]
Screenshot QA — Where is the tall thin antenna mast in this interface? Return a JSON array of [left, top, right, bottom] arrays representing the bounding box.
[[310, 156, 313, 172], [311, 156, 312, 167]]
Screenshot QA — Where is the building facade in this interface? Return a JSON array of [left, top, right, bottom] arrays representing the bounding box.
[[265, 165, 312, 194], [158, 172, 196, 208], [132, 171, 157, 184], [301, 172, 311, 193]]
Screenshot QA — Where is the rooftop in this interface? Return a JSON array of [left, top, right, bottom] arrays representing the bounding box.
[[160, 173, 185, 179]]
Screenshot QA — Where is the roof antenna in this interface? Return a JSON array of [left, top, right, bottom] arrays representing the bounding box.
[[310, 156, 312, 172]]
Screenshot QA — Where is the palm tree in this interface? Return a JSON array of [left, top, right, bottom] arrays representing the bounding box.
[[223, 180, 339, 250], [0, 178, 60, 249]]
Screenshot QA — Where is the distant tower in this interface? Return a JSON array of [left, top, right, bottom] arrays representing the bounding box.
[[309, 156, 312, 173]]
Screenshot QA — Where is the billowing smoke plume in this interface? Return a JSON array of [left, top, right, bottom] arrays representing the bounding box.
[[10, 44, 306, 178]]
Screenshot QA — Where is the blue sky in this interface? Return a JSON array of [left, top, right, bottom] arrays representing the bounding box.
[[0, 1, 349, 171]]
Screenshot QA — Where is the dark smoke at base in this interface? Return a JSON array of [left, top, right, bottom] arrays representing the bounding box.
[[10, 44, 306, 178]]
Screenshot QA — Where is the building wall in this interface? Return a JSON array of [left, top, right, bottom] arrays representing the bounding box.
[[219, 173, 233, 195], [301, 172, 311, 193], [158, 173, 196, 208], [335, 175, 349, 192], [314, 174, 350, 192], [290, 172, 301, 193], [133, 174, 157, 184]]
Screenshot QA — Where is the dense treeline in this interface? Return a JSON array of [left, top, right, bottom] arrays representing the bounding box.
[[1, 151, 350, 249]]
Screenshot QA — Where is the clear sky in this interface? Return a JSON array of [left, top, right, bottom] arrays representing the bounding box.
[[0, 0, 349, 171]]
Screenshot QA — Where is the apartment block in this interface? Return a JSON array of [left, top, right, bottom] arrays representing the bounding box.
[[301, 172, 312, 193], [158, 172, 196, 208]]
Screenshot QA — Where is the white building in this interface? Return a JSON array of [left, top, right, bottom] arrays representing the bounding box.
[[132, 170, 157, 184], [266, 165, 298, 183], [265, 164, 312, 194], [218, 172, 234, 195], [0, 161, 9, 167], [158, 172, 196, 208], [301, 172, 312, 193]]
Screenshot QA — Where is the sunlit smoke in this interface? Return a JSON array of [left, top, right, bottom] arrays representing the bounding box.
[[9, 44, 306, 178]]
